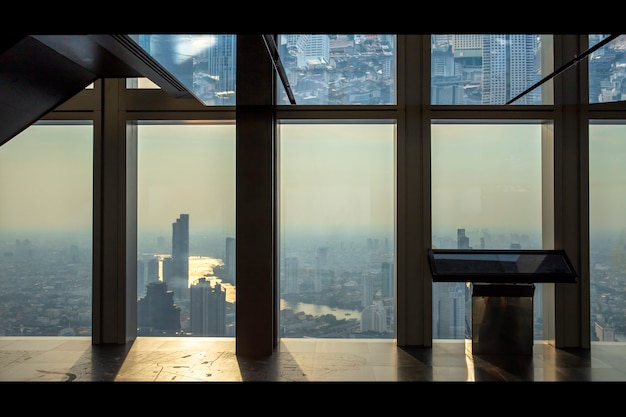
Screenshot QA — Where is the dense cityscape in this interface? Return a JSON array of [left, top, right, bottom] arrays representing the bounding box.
[[1, 225, 625, 342]]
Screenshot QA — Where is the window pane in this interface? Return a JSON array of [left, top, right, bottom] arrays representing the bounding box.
[[431, 124, 543, 339], [431, 35, 549, 105], [589, 34, 626, 104], [278, 123, 395, 338], [0, 124, 93, 336], [589, 123, 626, 341], [136, 123, 236, 336], [277, 35, 396, 105], [129, 35, 237, 105]]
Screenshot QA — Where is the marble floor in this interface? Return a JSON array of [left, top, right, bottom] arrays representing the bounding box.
[[1, 336, 625, 383]]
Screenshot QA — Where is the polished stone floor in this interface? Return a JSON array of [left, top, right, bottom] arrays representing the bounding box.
[[1, 336, 625, 383]]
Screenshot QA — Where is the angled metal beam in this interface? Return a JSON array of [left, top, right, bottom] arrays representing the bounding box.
[[507, 34, 621, 105], [262, 34, 296, 104]]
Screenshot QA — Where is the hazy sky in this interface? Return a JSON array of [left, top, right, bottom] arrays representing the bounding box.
[[279, 123, 394, 237], [589, 124, 626, 233], [0, 125, 93, 234], [137, 124, 235, 236], [2, 122, 623, 240], [431, 124, 543, 237]]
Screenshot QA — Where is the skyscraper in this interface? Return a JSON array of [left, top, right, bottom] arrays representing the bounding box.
[[171, 214, 189, 300], [147, 257, 159, 284], [284, 256, 299, 295], [137, 281, 181, 335], [381, 261, 394, 299], [224, 236, 236, 284], [137, 259, 145, 297], [189, 278, 226, 336], [315, 247, 329, 292], [457, 228, 471, 249], [482, 34, 541, 104], [206, 35, 236, 105]]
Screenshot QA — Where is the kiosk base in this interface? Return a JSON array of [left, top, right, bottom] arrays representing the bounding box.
[[472, 284, 534, 355]]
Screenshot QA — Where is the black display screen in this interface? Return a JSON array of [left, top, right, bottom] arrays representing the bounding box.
[[428, 249, 578, 283]]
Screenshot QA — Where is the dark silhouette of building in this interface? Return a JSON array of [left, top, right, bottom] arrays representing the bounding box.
[[189, 278, 226, 336], [381, 261, 393, 298], [225, 236, 236, 284], [137, 281, 181, 335], [170, 214, 189, 299]]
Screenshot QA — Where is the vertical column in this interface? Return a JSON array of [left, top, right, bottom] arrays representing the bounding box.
[[235, 35, 276, 356], [551, 34, 590, 348], [396, 34, 430, 346], [92, 78, 137, 344]]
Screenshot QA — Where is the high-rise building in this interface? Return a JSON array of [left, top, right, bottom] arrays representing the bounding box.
[[482, 34, 541, 104], [189, 278, 226, 336], [315, 247, 329, 292], [171, 214, 189, 300], [206, 35, 236, 105], [381, 261, 394, 299], [362, 270, 374, 308], [225, 236, 236, 284], [361, 300, 388, 334], [457, 228, 471, 249], [137, 281, 181, 335], [147, 257, 159, 284], [284, 256, 299, 295], [137, 259, 145, 297]]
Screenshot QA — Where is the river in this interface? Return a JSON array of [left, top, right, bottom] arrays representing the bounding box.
[[280, 299, 362, 321]]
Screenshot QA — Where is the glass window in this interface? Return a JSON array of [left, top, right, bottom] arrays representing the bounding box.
[[278, 122, 395, 338], [128, 35, 237, 105], [589, 122, 626, 342], [588, 34, 626, 104], [431, 123, 544, 339], [136, 123, 236, 336], [277, 35, 396, 105], [431, 34, 549, 105], [0, 123, 93, 336]]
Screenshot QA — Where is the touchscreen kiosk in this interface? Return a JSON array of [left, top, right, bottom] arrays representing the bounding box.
[[428, 249, 578, 283]]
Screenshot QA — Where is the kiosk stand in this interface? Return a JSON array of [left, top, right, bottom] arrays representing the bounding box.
[[428, 249, 577, 356], [471, 283, 534, 355]]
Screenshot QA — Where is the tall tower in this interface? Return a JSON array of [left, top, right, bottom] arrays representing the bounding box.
[[206, 35, 237, 105], [171, 214, 190, 299], [457, 228, 472, 339], [225, 236, 236, 284], [482, 34, 541, 104], [457, 228, 471, 249], [315, 247, 329, 292], [137, 281, 181, 335], [381, 261, 394, 299], [361, 270, 374, 308], [189, 278, 226, 336], [137, 259, 145, 297], [284, 256, 299, 295], [147, 257, 159, 284]]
